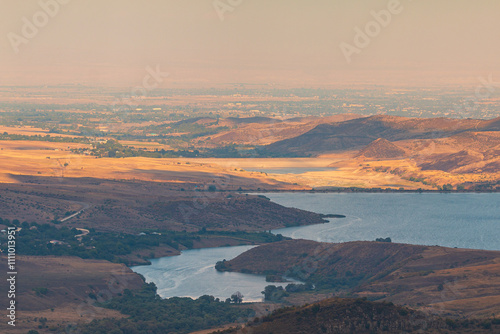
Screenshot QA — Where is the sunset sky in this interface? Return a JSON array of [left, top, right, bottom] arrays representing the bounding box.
[[1, 0, 499, 87]]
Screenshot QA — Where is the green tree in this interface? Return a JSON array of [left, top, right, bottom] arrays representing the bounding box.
[[230, 291, 243, 304], [262, 285, 288, 301]]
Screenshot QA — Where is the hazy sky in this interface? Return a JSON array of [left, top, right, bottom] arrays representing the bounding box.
[[1, 0, 499, 87]]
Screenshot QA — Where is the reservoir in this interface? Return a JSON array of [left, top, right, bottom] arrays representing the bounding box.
[[269, 192, 500, 251], [131, 245, 300, 302], [132, 192, 499, 301]]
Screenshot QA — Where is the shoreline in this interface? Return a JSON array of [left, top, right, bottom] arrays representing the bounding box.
[[126, 215, 346, 266], [239, 188, 500, 194]]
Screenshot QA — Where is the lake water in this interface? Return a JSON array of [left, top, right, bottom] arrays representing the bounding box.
[[269, 192, 500, 251], [131, 245, 300, 302], [132, 192, 499, 301]]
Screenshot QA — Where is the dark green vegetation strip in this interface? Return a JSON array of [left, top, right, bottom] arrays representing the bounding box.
[[0, 132, 90, 143], [73, 139, 298, 158], [77, 283, 253, 334], [2, 219, 287, 265]]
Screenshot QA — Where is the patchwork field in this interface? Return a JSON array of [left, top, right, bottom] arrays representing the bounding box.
[[0, 140, 298, 189], [0, 139, 468, 191], [1, 113, 498, 191]]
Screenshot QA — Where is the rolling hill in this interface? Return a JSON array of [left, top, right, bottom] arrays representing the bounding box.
[[0, 255, 144, 333], [412, 131, 500, 173], [265, 115, 499, 156], [218, 239, 500, 317], [218, 298, 500, 334], [0, 176, 326, 232], [202, 114, 363, 146], [355, 138, 407, 159]]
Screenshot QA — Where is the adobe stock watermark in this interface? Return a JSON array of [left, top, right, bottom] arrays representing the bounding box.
[[7, 0, 72, 54], [455, 74, 500, 118], [340, 0, 409, 64], [112, 65, 169, 112], [6, 227, 17, 327], [213, 0, 243, 21]]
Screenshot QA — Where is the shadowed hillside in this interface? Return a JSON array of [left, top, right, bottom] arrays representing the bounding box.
[[356, 138, 406, 159], [412, 131, 500, 173], [218, 240, 500, 317], [0, 176, 326, 232], [420, 150, 485, 172], [0, 255, 144, 333], [204, 114, 363, 146], [265, 115, 497, 156], [217, 298, 500, 334]]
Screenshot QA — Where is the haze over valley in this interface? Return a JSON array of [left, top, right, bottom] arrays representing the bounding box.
[[0, 1, 499, 333]]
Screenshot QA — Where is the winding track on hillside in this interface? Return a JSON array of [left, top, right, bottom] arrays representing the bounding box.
[[59, 201, 90, 222]]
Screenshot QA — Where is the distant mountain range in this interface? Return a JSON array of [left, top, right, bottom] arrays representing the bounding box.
[[198, 114, 499, 187], [202, 114, 363, 145], [264, 115, 500, 156]]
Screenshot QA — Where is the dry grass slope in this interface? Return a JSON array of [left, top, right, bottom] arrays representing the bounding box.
[[220, 240, 500, 318]]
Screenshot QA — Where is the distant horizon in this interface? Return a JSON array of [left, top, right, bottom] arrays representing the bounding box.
[[2, 0, 500, 88], [0, 67, 497, 89], [0, 80, 493, 90]]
